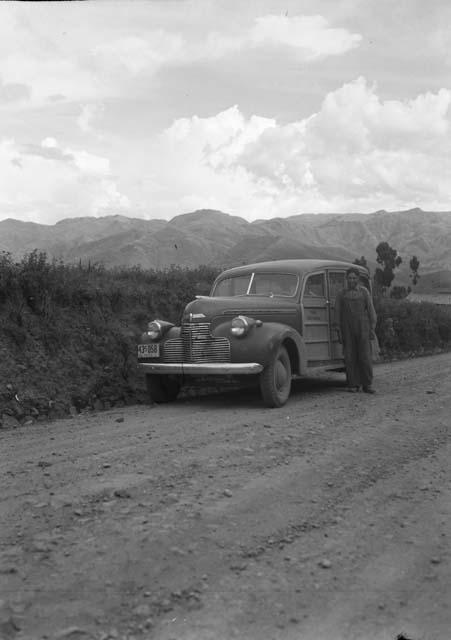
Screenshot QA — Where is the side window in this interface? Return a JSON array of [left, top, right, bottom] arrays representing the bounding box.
[[304, 273, 325, 298], [328, 272, 346, 299]]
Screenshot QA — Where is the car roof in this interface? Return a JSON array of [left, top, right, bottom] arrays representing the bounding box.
[[216, 259, 369, 279]]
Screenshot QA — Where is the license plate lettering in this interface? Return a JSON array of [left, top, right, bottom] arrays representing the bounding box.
[[138, 343, 160, 358]]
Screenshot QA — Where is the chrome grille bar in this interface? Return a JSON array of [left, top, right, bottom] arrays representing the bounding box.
[[163, 322, 231, 363]]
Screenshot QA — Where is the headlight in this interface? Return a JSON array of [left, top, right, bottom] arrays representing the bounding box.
[[146, 319, 174, 340], [231, 315, 252, 337], [147, 320, 163, 340]]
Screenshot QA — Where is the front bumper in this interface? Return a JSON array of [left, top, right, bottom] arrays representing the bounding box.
[[137, 362, 263, 375]]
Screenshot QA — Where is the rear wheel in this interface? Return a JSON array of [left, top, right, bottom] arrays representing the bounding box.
[[259, 345, 292, 408], [146, 374, 181, 403]]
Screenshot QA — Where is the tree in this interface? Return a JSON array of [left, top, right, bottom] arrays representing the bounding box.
[[390, 285, 410, 299], [374, 241, 402, 296], [409, 255, 420, 286], [353, 256, 368, 268]]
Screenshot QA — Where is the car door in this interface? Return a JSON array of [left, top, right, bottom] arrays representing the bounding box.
[[302, 271, 331, 365], [327, 270, 346, 360]]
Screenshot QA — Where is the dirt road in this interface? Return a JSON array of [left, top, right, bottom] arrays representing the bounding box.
[[1, 354, 450, 640]]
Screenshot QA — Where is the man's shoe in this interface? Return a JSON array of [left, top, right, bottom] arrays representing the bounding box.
[[347, 386, 359, 393], [363, 387, 376, 394]]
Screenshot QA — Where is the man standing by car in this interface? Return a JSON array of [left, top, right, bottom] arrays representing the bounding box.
[[334, 267, 377, 393]]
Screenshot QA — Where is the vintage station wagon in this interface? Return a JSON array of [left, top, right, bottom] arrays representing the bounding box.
[[137, 259, 372, 407]]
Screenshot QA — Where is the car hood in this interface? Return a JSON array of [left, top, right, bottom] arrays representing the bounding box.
[[183, 295, 298, 320]]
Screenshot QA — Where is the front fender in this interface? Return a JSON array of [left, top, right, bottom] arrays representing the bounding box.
[[213, 321, 306, 374], [139, 325, 181, 345]]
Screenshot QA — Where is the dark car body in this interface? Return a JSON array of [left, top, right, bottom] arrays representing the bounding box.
[[137, 259, 371, 407]]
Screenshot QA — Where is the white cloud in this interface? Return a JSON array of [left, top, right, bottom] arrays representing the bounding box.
[[201, 32, 244, 59], [77, 103, 105, 134], [0, 137, 129, 223], [429, 23, 451, 65], [165, 105, 275, 162], [249, 14, 362, 59], [2, 78, 450, 224], [309, 78, 451, 151], [0, 76, 30, 105], [140, 79, 451, 219], [187, 13, 361, 62], [0, 0, 448, 225], [41, 137, 58, 149], [93, 31, 185, 76], [0, 7, 176, 106], [0, 3, 362, 110], [2, 52, 98, 106], [139, 106, 277, 218]]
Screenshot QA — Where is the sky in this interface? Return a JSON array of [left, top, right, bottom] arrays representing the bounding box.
[[0, 0, 450, 225]]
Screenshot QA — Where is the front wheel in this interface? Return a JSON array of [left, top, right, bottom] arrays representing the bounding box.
[[259, 345, 292, 408], [146, 374, 181, 403]]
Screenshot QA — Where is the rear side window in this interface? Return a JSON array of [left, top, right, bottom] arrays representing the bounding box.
[[304, 273, 325, 298], [328, 272, 346, 299]]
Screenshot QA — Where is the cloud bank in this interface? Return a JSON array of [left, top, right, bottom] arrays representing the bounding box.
[[0, 3, 449, 223], [0, 138, 129, 223], [143, 78, 451, 219], [0, 6, 361, 107], [1, 77, 450, 222]]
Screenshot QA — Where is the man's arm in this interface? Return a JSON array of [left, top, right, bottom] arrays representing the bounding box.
[[363, 287, 377, 336], [333, 291, 343, 343]]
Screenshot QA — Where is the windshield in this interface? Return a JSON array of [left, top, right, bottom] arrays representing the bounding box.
[[212, 273, 298, 297]]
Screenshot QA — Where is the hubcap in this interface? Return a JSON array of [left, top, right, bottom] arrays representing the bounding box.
[[275, 359, 288, 390]]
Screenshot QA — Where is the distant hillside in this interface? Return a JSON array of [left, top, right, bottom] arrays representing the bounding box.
[[1, 207, 451, 288], [414, 270, 451, 293]]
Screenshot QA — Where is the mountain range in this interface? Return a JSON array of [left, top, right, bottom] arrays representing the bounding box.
[[1, 207, 451, 291]]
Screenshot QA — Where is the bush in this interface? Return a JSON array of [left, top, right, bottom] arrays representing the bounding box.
[[0, 253, 221, 419], [375, 298, 451, 355], [2, 251, 450, 422]]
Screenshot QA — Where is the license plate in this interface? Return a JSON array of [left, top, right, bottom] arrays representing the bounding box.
[[137, 343, 160, 358]]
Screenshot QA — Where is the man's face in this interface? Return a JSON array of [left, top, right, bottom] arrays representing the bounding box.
[[346, 273, 359, 289]]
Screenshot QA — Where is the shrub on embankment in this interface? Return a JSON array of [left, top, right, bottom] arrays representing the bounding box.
[[1, 251, 451, 427], [375, 298, 451, 357], [0, 251, 219, 426]]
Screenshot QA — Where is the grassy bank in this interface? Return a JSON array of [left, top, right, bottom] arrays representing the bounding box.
[[0, 251, 219, 425], [1, 251, 450, 426]]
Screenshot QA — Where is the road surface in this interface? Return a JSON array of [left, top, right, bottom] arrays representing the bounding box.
[[1, 354, 450, 640]]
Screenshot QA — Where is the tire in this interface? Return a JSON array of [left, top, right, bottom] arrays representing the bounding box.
[[146, 374, 181, 403], [259, 345, 292, 408]]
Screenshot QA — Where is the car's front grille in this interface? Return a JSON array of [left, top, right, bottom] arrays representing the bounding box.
[[163, 322, 231, 363]]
